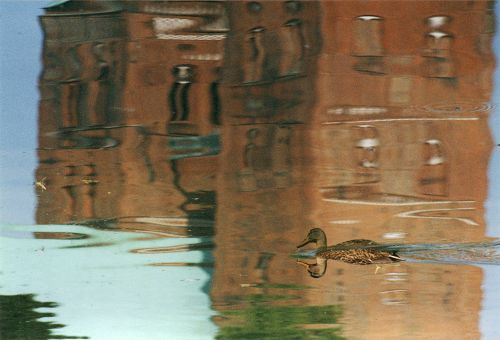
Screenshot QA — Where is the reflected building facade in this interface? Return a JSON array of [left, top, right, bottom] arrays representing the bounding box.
[[36, 1, 222, 231], [211, 0, 323, 320], [35, 1, 496, 339], [308, 1, 494, 339]]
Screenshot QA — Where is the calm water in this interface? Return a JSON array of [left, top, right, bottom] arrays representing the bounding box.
[[1, 1, 500, 339]]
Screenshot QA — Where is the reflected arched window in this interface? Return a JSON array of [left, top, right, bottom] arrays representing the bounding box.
[[425, 31, 453, 59], [60, 45, 87, 129], [238, 128, 259, 192], [353, 125, 380, 184], [280, 19, 305, 76], [352, 15, 384, 57], [423, 32, 454, 78], [243, 27, 266, 83], [271, 125, 292, 188], [210, 81, 221, 125], [352, 16, 385, 74], [423, 16, 455, 78], [210, 66, 222, 126], [169, 65, 195, 122], [418, 139, 448, 196], [88, 42, 112, 126]]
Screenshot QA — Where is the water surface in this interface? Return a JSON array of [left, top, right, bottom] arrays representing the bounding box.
[[1, 1, 500, 339]]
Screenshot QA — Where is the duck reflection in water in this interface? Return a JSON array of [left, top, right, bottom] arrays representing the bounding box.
[[296, 228, 500, 278], [296, 228, 402, 278]]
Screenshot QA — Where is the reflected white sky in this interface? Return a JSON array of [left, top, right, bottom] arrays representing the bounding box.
[[0, 224, 216, 340]]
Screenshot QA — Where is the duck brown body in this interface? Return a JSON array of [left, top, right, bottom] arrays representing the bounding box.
[[296, 229, 404, 277], [318, 249, 401, 264], [317, 239, 401, 265]]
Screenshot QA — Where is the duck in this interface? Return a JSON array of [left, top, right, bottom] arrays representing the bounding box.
[[297, 228, 403, 265]]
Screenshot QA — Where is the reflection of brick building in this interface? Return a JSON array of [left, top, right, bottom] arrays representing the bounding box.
[[211, 1, 494, 339], [36, 1, 221, 228], [310, 0, 494, 241], [122, 1, 228, 135], [211, 123, 313, 307], [312, 0, 495, 123], [36, 1, 495, 339], [211, 1, 322, 311], [306, 1, 495, 339], [220, 1, 321, 125]]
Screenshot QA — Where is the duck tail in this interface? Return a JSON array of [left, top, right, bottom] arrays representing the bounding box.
[[388, 253, 403, 262]]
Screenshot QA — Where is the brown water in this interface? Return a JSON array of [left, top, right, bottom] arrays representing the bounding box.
[[1, 1, 500, 339]]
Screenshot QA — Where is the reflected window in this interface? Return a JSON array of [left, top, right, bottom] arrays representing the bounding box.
[[280, 19, 305, 76], [210, 67, 221, 125], [63, 45, 83, 81], [423, 33, 454, 78], [169, 65, 195, 122], [423, 16, 455, 78], [57, 131, 119, 150], [354, 125, 380, 168], [418, 139, 448, 196], [88, 43, 112, 126], [352, 15, 384, 74], [61, 164, 96, 220], [238, 128, 260, 192], [271, 125, 292, 188], [60, 46, 87, 128], [243, 27, 266, 83], [60, 83, 81, 128], [210, 82, 221, 125], [353, 125, 380, 184], [237, 127, 288, 191], [352, 16, 384, 57], [424, 31, 453, 59]]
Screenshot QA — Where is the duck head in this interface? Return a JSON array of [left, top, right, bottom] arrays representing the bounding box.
[[297, 228, 327, 249]]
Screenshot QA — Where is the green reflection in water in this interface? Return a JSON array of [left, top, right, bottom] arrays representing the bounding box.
[[0, 294, 88, 340], [216, 294, 345, 339]]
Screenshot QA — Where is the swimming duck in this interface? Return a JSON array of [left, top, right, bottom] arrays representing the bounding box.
[[297, 228, 402, 265]]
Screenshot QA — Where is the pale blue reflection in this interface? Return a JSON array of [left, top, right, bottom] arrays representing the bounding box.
[[0, 1, 43, 224], [0, 224, 216, 340], [482, 3, 500, 339]]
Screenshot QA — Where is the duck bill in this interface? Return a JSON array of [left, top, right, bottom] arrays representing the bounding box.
[[297, 237, 312, 248]]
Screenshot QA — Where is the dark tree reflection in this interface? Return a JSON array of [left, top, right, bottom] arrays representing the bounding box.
[[0, 294, 88, 340]]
